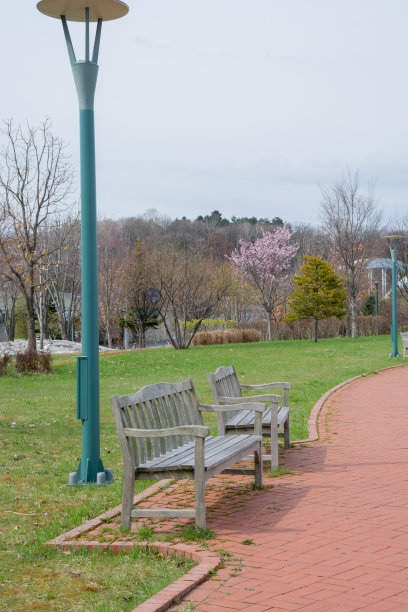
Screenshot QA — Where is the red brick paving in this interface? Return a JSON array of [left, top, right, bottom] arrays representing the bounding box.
[[48, 366, 408, 611], [169, 367, 408, 611]]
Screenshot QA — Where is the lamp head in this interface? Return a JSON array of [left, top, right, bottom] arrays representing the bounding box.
[[384, 234, 404, 247], [37, 0, 129, 22]]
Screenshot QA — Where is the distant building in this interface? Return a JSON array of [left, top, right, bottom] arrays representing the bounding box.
[[366, 258, 403, 298]]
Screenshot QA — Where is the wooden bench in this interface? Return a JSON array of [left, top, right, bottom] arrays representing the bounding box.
[[208, 365, 292, 469], [400, 331, 408, 359], [111, 378, 264, 530]]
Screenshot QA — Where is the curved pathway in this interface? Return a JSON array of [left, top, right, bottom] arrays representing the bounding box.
[[173, 367, 408, 611]]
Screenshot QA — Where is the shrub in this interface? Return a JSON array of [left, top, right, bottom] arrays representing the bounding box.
[[0, 354, 11, 376], [38, 351, 52, 374], [242, 328, 261, 343], [14, 350, 52, 374], [191, 328, 261, 346], [15, 350, 38, 374]]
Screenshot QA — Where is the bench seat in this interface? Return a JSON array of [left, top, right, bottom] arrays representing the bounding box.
[[226, 405, 290, 432], [137, 434, 260, 474]]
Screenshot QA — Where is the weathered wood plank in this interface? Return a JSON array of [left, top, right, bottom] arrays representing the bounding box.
[[205, 436, 262, 471], [131, 508, 195, 518], [131, 403, 146, 465], [123, 425, 209, 438]]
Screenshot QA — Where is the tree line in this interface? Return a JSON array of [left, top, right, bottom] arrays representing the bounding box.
[[1, 121, 407, 351]]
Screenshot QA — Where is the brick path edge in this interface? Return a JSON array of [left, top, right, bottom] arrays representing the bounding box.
[[45, 480, 219, 612], [45, 362, 408, 612], [293, 362, 408, 444]]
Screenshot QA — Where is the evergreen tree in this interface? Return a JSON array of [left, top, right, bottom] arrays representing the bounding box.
[[361, 293, 375, 316], [286, 256, 347, 342]]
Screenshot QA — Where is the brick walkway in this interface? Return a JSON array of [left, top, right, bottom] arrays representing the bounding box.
[[51, 366, 408, 611], [170, 367, 408, 611]]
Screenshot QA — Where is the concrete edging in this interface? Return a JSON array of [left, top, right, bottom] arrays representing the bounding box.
[[45, 480, 219, 611]]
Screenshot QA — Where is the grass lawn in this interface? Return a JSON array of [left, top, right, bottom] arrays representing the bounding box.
[[0, 335, 400, 610]]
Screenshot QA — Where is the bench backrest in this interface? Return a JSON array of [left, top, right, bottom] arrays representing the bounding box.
[[400, 331, 408, 344], [207, 364, 242, 426], [111, 378, 203, 468]]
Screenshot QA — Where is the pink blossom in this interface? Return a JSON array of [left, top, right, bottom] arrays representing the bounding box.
[[228, 227, 298, 282]]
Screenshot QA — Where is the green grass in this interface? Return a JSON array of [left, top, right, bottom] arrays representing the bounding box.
[[0, 335, 400, 609], [267, 467, 297, 478]]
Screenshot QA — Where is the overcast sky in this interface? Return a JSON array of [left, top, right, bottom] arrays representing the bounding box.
[[2, 1, 408, 226]]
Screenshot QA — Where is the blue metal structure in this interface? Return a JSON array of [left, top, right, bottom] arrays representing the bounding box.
[[384, 236, 404, 358], [375, 281, 379, 336], [37, 1, 129, 484]]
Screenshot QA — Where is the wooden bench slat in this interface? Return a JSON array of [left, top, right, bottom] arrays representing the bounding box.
[[160, 395, 178, 450], [123, 404, 140, 466], [131, 509, 196, 519], [131, 404, 145, 464], [149, 398, 164, 455]]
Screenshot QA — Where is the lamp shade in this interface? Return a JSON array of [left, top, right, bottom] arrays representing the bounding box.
[[37, 0, 129, 21]]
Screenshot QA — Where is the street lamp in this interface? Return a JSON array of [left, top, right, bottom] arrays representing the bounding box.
[[374, 281, 379, 336], [384, 235, 404, 358], [37, 0, 129, 484]]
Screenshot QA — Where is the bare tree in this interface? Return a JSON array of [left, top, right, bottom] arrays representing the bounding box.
[[149, 243, 232, 349], [121, 241, 161, 349], [46, 214, 81, 342], [384, 216, 408, 305], [321, 170, 381, 337], [98, 219, 127, 348], [0, 269, 23, 341], [0, 119, 73, 351]]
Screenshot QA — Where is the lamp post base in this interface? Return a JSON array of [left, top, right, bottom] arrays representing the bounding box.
[[68, 466, 114, 486], [390, 352, 401, 358]]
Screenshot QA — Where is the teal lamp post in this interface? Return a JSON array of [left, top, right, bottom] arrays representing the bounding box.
[[37, 0, 129, 484], [375, 281, 379, 336], [384, 235, 404, 358]]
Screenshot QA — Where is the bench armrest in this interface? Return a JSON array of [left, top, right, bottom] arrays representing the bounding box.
[[217, 394, 281, 405], [240, 382, 292, 391], [198, 402, 266, 413], [123, 425, 210, 439], [199, 402, 266, 436]]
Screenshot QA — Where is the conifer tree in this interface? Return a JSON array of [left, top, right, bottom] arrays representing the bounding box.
[[286, 256, 347, 342]]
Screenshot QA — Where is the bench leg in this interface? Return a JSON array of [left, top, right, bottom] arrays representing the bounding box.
[[254, 444, 263, 488], [284, 414, 290, 448], [195, 437, 206, 530], [270, 406, 279, 470], [121, 467, 135, 530]]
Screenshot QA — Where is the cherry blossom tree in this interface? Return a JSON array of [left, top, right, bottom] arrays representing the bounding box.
[[228, 227, 298, 341]]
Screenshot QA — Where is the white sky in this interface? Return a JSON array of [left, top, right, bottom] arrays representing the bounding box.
[[2, 1, 408, 225]]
